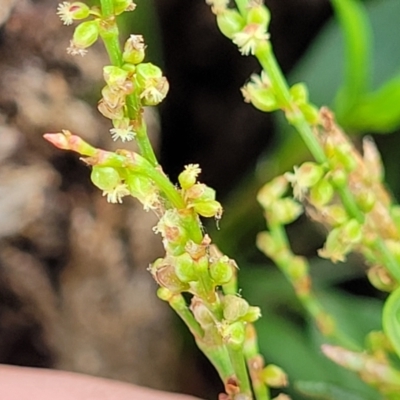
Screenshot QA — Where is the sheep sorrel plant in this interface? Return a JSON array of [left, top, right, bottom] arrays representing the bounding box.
[[43, 0, 400, 399]]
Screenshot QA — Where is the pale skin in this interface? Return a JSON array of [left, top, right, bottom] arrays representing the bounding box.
[[0, 364, 203, 400]]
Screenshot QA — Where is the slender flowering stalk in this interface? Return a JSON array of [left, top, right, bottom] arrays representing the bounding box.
[[44, 1, 271, 398]]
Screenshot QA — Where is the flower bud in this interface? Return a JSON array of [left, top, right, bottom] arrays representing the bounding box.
[[216, 9, 245, 39], [242, 306, 261, 323], [151, 260, 190, 293], [91, 166, 121, 191], [157, 287, 173, 302], [113, 0, 136, 15], [192, 200, 223, 219], [123, 34, 146, 64], [242, 83, 278, 112], [221, 321, 246, 350], [355, 191, 376, 213], [190, 297, 215, 330], [342, 218, 362, 244], [321, 204, 348, 226], [135, 63, 162, 86], [246, 3, 271, 31], [174, 253, 197, 283], [186, 183, 216, 201], [289, 83, 308, 105], [329, 169, 347, 188], [318, 227, 350, 263], [178, 164, 201, 190], [261, 364, 288, 388], [367, 265, 397, 292], [309, 179, 334, 207], [209, 256, 234, 285], [223, 295, 249, 322], [126, 173, 159, 211], [269, 198, 303, 225], [103, 66, 129, 91], [257, 176, 289, 209], [256, 231, 280, 260]]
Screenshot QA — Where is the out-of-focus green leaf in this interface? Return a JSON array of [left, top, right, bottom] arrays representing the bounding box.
[[296, 380, 376, 400], [289, 0, 400, 133]]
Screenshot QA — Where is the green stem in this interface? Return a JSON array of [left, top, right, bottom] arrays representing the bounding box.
[[169, 294, 204, 339], [100, 0, 114, 18], [196, 341, 236, 382], [234, 0, 249, 17], [227, 344, 252, 397], [134, 115, 159, 167], [255, 43, 327, 164], [243, 324, 270, 400], [372, 238, 400, 283]]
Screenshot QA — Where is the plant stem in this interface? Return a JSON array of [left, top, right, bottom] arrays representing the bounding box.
[[100, 0, 114, 18], [255, 43, 326, 164], [243, 324, 270, 400], [234, 0, 249, 17], [227, 343, 252, 397], [134, 114, 159, 167], [169, 293, 204, 339]]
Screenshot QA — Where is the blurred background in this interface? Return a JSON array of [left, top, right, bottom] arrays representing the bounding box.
[[0, 0, 399, 399]]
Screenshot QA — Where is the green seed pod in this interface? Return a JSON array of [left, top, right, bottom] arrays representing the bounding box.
[[246, 4, 271, 30], [243, 84, 278, 112], [209, 256, 234, 285], [257, 176, 289, 209], [295, 162, 325, 189], [355, 191, 376, 213], [221, 321, 246, 350], [322, 205, 348, 227], [135, 63, 163, 88], [72, 20, 99, 49], [69, 2, 90, 20], [329, 169, 348, 188], [242, 306, 261, 323], [270, 198, 303, 225], [103, 66, 129, 90], [223, 295, 249, 322], [216, 9, 245, 39], [192, 200, 223, 219], [153, 262, 190, 293], [290, 82, 308, 105], [174, 253, 197, 283], [309, 179, 334, 207], [261, 364, 288, 388], [91, 166, 120, 191]]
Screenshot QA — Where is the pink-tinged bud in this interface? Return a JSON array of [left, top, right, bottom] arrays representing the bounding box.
[[43, 130, 97, 156], [57, 2, 90, 26], [151, 259, 190, 293]]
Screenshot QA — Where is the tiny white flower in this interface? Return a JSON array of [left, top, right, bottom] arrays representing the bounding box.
[[102, 183, 130, 204], [110, 126, 135, 142], [233, 24, 270, 56], [57, 2, 74, 25], [205, 0, 229, 14], [67, 40, 88, 56]]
